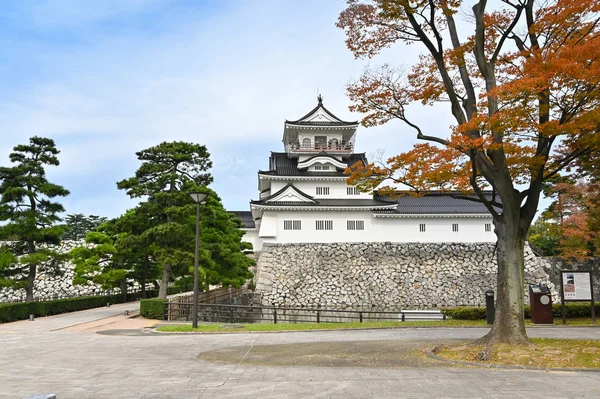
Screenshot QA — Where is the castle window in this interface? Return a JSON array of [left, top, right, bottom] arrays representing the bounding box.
[[347, 220, 365, 230], [316, 187, 330, 195], [302, 138, 311, 148], [452, 223, 459, 232], [316, 220, 333, 230], [347, 187, 360, 195], [485, 223, 492, 232], [314, 164, 330, 171], [419, 223, 426, 232], [284, 220, 302, 230]]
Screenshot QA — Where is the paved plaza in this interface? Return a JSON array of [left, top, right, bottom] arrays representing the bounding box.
[[1, 303, 600, 399]]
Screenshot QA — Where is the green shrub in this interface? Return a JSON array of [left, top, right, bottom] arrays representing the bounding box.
[[140, 299, 167, 319], [441, 307, 487, 320], [442, 302, 599, 320], [0, 295, 122, 323]]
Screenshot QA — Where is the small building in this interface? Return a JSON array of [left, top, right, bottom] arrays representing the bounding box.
[[233, 96, 496, 252]]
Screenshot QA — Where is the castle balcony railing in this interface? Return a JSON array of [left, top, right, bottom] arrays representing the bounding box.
[[285, 142, 354, 154]]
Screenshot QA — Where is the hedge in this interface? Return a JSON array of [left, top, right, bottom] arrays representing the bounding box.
[[0, 294, 125, 324], [0, 284, 193, 324], [140, 299, 167, 319], [442, 302, 600, 320]]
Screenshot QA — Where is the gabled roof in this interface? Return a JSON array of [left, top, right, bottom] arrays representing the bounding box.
[[285, 95, 358, 126], [374, 191, 501, 215], [297, 154, 348, 170], [259, 152, 368, 177], [260, 184, 317, 204], [229, 211, 256, 228]]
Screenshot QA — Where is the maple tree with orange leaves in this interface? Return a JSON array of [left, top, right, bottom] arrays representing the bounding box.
[[337, 0, 600, 350]]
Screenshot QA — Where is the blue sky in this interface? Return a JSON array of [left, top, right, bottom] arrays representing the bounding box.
[[0, 0, 461, 218]]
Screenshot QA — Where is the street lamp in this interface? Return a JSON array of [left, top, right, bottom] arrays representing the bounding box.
[[189, 191, 208, 329]]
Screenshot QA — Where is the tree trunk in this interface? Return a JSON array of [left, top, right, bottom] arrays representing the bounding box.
[[158, 264, 171, 299], [477, 219, 529, 351], [141, 255, 149, 299], [120, 278, 128, 303], [25, 238, 36, 302], [25, 263, 36, 302]]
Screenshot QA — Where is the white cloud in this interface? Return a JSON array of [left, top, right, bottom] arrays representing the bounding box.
[[0, 0, 459, 217]]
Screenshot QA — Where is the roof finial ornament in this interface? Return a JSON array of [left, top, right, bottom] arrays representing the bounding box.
[[317, 93, 323, 104]]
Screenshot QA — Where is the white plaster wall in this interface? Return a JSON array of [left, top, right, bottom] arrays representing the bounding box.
[[297, 132, 343, 146], [258, 210, 495, 246], [241, 229, 263, 252], [270, 181, 371, 199]]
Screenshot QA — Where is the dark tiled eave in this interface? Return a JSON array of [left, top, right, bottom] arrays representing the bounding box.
[[251, 198, 397, 208], [285, 98, 358, 125], [228, 211, 256, 228], [374, 191, 500, 215]]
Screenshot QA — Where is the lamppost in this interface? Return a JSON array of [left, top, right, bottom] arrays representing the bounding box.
[[189, 192, 208, 329]]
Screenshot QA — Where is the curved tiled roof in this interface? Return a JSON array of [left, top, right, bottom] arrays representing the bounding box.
[[259, 152, 367, 176], [259, 184, 316, 203], [251, 198, 398, 208], [374, 191, 501, 215], [285, 96, 358, 126], [229, 211, 255, 228]]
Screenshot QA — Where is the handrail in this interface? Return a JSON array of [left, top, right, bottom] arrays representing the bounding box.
[[164, 301, 446, 324]]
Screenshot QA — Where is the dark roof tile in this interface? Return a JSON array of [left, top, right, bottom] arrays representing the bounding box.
[[229, 211, 255, 228], [374, 192, 500, 215], [285, 96, 358, 126], [259, 152, 367, 176], [251, 198, 397, 208]]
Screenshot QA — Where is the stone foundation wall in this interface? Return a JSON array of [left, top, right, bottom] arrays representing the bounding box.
[[254, 242, 558, 310], [0, 241, 137, 302]]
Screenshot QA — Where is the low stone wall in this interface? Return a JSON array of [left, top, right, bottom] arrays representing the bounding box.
[[0, 241, 135, 302], [254, 242, 558, 310]]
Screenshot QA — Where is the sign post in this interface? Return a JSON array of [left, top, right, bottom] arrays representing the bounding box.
[[560, 271, 596, 324]]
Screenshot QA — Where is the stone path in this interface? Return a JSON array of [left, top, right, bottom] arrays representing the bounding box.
[[0, 304, 599, 399]]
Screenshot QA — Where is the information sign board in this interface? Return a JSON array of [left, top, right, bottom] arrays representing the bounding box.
[[561, 271, 592, 301]]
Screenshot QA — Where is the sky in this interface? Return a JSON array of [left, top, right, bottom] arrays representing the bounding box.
[[0, 0, 463, 219]]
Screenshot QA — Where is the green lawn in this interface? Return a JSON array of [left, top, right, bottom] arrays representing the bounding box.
[[155, 317, 597, 333], [156, 319, 488, 333]]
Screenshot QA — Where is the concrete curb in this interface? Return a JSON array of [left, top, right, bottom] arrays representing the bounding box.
[[424, 347, 600, 373]]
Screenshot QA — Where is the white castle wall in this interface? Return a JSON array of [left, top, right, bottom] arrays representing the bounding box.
[[254, 242, 557, 310], [257, 210, 495, 247]]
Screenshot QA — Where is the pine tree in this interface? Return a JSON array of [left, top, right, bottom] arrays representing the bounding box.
[[117, 142, 213, 298], [0, 137, 70, 301], [63, 214, 107, 241]]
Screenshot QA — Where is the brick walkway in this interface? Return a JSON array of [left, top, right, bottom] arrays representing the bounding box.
[[1, 303, 599, 399]]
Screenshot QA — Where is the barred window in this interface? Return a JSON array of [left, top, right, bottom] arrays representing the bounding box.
[[485, 223, 492, 232], [316, 187, 330, 195], [347, 187, 360, 195], [314, 164, 330, 170], [452, 223, 459, 232], [347, 220, 365, 230], [419, 223, 426, 232], [316, 220, 333, 230], [284, 220, 302, 230]]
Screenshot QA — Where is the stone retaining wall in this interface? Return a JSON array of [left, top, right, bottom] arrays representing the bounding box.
[[0, 241, 136, 302], [254, 242, 558, 310]]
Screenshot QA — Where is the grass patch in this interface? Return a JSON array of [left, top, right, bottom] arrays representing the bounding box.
[[156, 316, 598, 333], [156, 319, 487, 333], [438, 338, 600, 369]]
